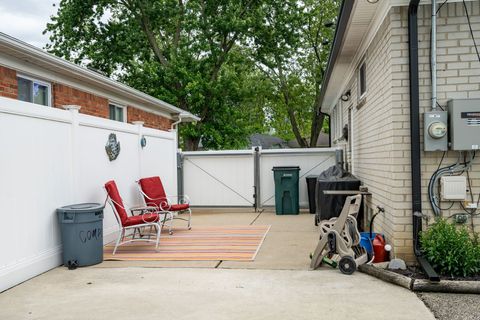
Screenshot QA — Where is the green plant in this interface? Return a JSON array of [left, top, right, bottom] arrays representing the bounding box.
[[420, 218, 480, 278]]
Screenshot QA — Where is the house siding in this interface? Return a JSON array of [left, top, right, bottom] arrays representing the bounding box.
[[0, 65, 173, 130], [333, 2, 480, 263]]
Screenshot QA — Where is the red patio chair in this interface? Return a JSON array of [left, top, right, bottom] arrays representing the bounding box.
[[137, 176, 192, 234], [104, 180, 164, 254]]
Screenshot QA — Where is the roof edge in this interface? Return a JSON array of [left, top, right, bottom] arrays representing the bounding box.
[[318, 0, 355, 114], [0, 32, 199, 121]]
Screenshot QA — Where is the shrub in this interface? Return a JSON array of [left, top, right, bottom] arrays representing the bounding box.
[[420, 218, 480, 278]]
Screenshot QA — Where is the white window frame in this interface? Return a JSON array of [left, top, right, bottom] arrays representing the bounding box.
[[108, 102, 127, 123], [17, 74, 52, 107], [357, 60, 367, 103]]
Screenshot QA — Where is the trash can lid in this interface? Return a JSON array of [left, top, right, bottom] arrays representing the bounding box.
[[272, 166, 300, 171], [57, 203, 105, 213], [306, 175, 318, 178]]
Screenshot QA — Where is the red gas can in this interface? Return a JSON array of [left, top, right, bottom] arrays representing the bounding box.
[[372, 234, 387, 263]]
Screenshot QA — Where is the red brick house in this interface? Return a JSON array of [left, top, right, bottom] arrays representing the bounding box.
[[0, 32, 198, 129]]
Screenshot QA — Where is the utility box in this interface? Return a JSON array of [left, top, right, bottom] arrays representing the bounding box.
[[440, 176, 467, 200], [424, 111, 448, 151], [448, 99, 480, 151]]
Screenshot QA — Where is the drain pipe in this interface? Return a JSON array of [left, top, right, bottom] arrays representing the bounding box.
[[431, 0, 437, 110], [408, 0, 440, 282]]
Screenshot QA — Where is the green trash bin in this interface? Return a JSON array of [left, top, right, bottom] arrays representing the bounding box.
[[57, 203, 105, 268], [272, 166, 300, 215]]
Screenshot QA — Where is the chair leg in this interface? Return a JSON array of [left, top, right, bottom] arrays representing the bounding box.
[[155, 224, 161, 249], [113, 229, 124, 255], [168, 212, 174, 235], [187, 208, 192, 230]]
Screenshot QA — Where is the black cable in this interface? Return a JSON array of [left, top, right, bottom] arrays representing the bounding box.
[[436, 151, 446, 171], [463, 0, 480, 64], [436, 101, 445, 111], [436, 0, 449, 14]]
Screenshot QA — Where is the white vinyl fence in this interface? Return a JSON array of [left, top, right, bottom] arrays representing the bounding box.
[[0, 97, 177, 292], [181, 148, 338, 208]]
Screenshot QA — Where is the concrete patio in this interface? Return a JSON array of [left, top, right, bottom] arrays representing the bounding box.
[[0, 209, 435, 320]]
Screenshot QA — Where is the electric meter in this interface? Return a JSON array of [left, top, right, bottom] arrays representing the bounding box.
[[428, 121, 447, 139]]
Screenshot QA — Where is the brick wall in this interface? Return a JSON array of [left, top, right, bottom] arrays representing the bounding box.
[[52, 84, 109, 118], [0, 65, 17, 99], [128, 106, 172, 131], [333, 2, 480, 263]]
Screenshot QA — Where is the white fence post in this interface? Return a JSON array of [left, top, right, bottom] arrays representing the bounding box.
[[63, 105, 81, 203]]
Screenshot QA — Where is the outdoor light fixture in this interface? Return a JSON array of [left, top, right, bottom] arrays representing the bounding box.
[[341, 90, 351, 102], [366, 0, 379, 3]]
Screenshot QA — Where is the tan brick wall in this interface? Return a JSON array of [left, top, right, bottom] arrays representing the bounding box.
[[127, 106, 173, 131], [0, 65, 17, 99], [333, 3, 480, 263]]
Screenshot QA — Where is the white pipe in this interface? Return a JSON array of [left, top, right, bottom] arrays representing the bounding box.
[[431, 0, 437, 110], [171, 115, 183, 131]]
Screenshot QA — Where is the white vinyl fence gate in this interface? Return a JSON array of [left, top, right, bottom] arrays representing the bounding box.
[[179, 148, 340, 209]]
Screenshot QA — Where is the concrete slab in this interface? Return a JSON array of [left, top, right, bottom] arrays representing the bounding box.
[[94, 260, 219, 269], [253, 211, 318, 232], [220, 230, 318, 270], [0, 267, 435, 320]]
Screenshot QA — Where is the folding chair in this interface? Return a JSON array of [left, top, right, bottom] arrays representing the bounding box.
[[104, 180, 165, 254], [137, 176, 192, 234]]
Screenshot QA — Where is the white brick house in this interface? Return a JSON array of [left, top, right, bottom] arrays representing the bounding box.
[[321, 0, 480, 263]]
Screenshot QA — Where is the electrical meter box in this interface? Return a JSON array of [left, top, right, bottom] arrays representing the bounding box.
[[424, 111, 448, 151], [447, 99, 480, 151]]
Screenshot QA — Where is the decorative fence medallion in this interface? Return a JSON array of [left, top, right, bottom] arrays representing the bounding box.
[[105, 133, 120, 161]]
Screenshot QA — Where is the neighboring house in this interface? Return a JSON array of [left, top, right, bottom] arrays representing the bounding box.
[[0, 32, 198, 129], [249, 133, 288, 149], [321, 0, 480, 263]]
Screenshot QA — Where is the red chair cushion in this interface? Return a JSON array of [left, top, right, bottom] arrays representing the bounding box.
[[170, 203, 190, 211], [139, 176, 167, 209], [105, 180, 128, 225], [124, 213, 159, 227]]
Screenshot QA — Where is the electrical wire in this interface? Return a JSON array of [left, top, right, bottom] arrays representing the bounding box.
[[436, 0, 449, 14], [462, 0, 480, 64]]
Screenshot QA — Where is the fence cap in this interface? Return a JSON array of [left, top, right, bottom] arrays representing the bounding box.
[[57, 203, 105, 213], [272, 166, 300, 171]]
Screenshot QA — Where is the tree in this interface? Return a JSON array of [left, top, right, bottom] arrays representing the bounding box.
[[45, 0, 270, 150], [249, 0, 338, 147]]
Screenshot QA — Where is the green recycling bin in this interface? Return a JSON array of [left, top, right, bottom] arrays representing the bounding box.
[[272, 166, 300, 215], [57, 203, 105, 268]]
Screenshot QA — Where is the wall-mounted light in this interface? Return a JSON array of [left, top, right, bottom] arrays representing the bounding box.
[[140, 135, 147, 148], [341, 90, 351, 102], [366, 0, 379, 3]]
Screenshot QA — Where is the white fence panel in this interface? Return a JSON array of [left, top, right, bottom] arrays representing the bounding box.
[[259, 149, 337, 207], [183, 151, 254, 206], [0, 97, 177, 292]]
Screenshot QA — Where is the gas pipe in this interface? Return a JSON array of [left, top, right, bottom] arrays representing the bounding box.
[[372, 234, 387, 263]]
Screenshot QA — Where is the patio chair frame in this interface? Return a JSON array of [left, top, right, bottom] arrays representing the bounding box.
[[136, 178, 192, 234], [104, 186, 165, 255]]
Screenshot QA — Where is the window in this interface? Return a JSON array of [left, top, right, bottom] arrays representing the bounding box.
[[109, 103, 126, 122], [358, 61, 367, 100], [17, 75, 51, 107]]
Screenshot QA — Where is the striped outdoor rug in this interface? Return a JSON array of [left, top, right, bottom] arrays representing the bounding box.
[[103, 225, 270, 261]]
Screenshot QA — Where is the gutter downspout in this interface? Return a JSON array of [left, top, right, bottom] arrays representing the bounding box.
[[431, 0, 437, 110], [408, 0, 440, 282]]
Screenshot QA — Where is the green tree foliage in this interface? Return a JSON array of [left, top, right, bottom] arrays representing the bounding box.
[[45, 0, 338, 150], [249, 0, 338, 147]]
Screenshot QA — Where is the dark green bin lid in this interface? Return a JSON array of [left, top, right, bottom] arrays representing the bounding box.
[[272, 166, 300, 171], [57, 203, 105, 213]]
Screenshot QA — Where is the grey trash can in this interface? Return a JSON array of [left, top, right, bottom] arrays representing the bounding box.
[[57, 203, 105, 268]]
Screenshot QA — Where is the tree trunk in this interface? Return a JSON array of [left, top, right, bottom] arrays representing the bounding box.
[[310, 112, 325, 148], [184, 136, 200, 151]]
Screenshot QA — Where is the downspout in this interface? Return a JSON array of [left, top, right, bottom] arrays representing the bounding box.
[[431, 0, 437, 110], [408, 0, 440, 282]]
